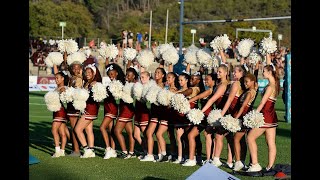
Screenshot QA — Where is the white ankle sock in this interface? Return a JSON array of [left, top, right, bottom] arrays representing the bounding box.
[[178, 156, 182, 161], [60, 149, 65, 154], [55, 146, 60, 152], [213, 157, 220, 162], [161, 151, 167, 156], [106, 147, 111, 151], [129, 151, 134, 154], [123, 151, 128, 154]]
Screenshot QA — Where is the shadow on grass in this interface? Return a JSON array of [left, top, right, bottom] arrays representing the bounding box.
[[29, 120, 162, 157], [142, 177, 168, 180]]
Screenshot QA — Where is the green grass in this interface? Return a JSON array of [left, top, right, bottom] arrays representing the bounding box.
[[29, 91, 291, 180]]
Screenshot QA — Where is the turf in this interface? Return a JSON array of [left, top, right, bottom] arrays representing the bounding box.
[[29, 91, 291, 180]]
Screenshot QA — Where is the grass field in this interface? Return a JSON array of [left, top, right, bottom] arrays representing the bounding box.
[[29, 91, 291, 180]]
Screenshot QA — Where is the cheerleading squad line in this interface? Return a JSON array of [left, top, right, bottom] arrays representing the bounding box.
[[45, 48, 280, 173]]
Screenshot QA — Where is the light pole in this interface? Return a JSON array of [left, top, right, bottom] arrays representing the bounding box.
[[278, 34, 283, 49], [59, 22, 66, 39], [191, 29, 196, 44]]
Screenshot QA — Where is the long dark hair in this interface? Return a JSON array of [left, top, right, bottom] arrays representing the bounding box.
[[84, 65, 102, 83], [179, 72, 191, 88], [167, 72, 179, 89], [106, 63, 125, 84], [265, 64, 280, 96], [55, 71, 69, 86], [156, 67, 167, 83]]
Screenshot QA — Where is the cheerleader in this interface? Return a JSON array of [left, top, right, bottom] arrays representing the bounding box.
[[64, 61, 83, 157], [201, 64, 230, 167], [232, 73, 258, 171], [173, 71, 205, 164], [101, 63, 126, 159], [74, 64, 102, 158], [246, 64, 280, 173], [156, 72, 179, 162], [114, 68, 139, 159], [141, 67, 166, 162], [218, 65, 247, 168], [50, 71, 69, 157], [183, 73, 218, 166], [134, 71, 151, 159]]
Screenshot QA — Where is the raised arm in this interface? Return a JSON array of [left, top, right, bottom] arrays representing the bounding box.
[[189, 89, 211, 103], [53, 64, 59, 74], [266, 53, 272, 65], [234, 91, 253, 119], [256, 86, 272, 112], [220, 81, 240, 116], [168, 64, 173, 73], [219, 49, 227, 64], [201, 84, 227, 113], [185, 63, 191, 74]]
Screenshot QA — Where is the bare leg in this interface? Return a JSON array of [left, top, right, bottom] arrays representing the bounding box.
[[247, 128, 266, 165], [84, 121, 94, 148], [52, 121, 62, 148], [100, 116, 113, 148], [176, 128, 184, 159], [234, 131, 246, 162], [69, 116, 80, 153], [124, 122, 135, 152], [146, 122, 158, 155], [265, 128, 277, 169], [187, 126, 200, 160], [74, 116, 92, 147], [204, 130, 212, 160], [156, 124, 168, 154], [58, 123, 67, 150], [114, 121, 127, 151], [108, 119, 116, 149]]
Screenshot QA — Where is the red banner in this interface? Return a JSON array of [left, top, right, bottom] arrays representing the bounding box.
[[37, 77, 56, 84]]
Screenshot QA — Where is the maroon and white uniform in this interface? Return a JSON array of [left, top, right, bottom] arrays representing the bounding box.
[[53, 103, 67, 123], [67, 75, 83, 117], [134, 100, 150, 127], [237, 88, 257, 130], [118, 100, 135, 123], [84, 84, 100, 120], [104, 94, 118, 119], [173, 87, 200, 128], [260, 85, 278, 128], [227, 81, 244, 117]]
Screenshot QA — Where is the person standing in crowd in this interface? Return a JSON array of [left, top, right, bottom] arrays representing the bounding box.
[[136, 32, 143, 52], [74, 64, 102, 158], [144, 32, 149, 49], [50, 71, 69, 158], [101, 63, 126, 159], [128, 30, 134, 48], [122, 30, 128, 49], [246, 64, 280, 173]]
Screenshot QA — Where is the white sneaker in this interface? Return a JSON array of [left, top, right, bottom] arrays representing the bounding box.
[[226, 162, 233, 169], [138, 155, 144, 160], [211, 159, 222, 167], [246, 163, 262, 172], [233, 161, 244, 171], [109, 149, 117, 158], [172, 158, 183, 164], [140, 154, 155, 161], [51, 150, 65, 158], [182, 159, 197, 166], [80, 149, 95, 158]]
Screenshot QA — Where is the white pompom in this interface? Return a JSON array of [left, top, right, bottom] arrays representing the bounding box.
[[207, 108, 222, 126], [196, 48, 212, 67], [171, 94, 191, 114], [108, 80, 124, 100], [60, 87, 74, 103], [259, 37, 277, 55], [248, 50, 262, 65], [72, 100, 87, 112], [243, 110, 265, 128], [124, 48, 137, 62], [98, 47, 107, 59], [145, 85, 162, 104], [91, 82, 108, 102], [105, 44, 119, 59], [136, 50, 155, 68], [45, 52, 63, 67], [121, 91, 134, 104], [133, 82, 143, 101], [73, 88, 90, 101], [67, 51, 86, 65], [184, 49, 198, 65], [219, 115, 241, 133], [162, 48, 179, 66], [141, 80, 156, 100], [58, 39, 79, 54], [210, 34, 231, 53], [121, 82, 135, 103], [157, 89, 175, 106], [187, 108, 205, 125], [44, 91, 61, 112], [237, 39, 254, 57]]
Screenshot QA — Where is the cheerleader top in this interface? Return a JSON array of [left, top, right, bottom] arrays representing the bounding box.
[[69, 74, 83, 88], [240, 88, 257, 107], [187, 87, 200, 99], [262, 84, 277, 101], [225, 81, 243, 98]]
